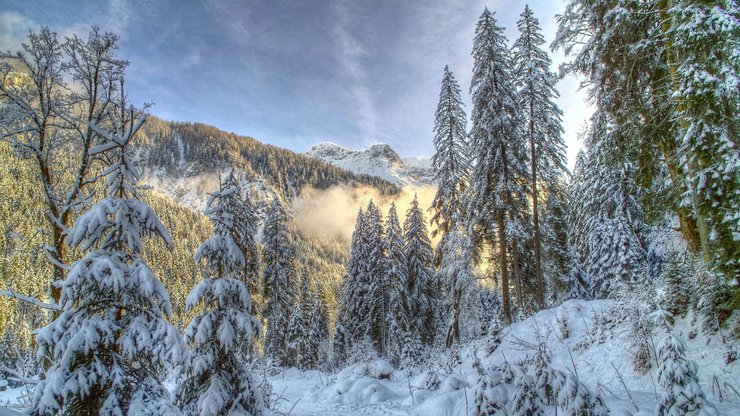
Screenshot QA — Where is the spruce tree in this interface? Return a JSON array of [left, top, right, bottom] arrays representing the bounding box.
[[221, 173, 260, 297], [468, 8, 530, 323], [473, 365, 507, 416], [261, 198, 296, 366], [363, 200, 388, 354], [286, 270, 311, 369], [384, 203, 410, 365], [430, 66, 470, 239], [334, 207, 377, 364], [569, 139, 647, 299], [176, 179, 264, 416], [557, 373, 609, 416], [670, 0, 740, 280], [512, 4, 567, 310], [511, 373, 544, 416], [306, 292, 328, 370], [32, 112, 185, 415], [403, 195, 436, 345], [655, 317, 718, 416], [438, 225, 474, 348]]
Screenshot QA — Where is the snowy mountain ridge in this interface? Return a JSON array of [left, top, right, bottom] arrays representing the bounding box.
[[304, 142, 435, 187]]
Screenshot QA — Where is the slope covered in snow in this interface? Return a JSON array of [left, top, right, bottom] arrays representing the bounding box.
[[269, 299, 738, 416], [304, 142, 435, 187]]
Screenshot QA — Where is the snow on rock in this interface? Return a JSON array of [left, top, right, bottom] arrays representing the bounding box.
[[304, 142, 435, 187]]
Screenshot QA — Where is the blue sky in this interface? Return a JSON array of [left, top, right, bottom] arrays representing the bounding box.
[[1, 0, 590, 166]]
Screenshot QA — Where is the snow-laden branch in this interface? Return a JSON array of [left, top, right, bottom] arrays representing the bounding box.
[[0, 289, 61, 311], [0, 364, 40, 385]]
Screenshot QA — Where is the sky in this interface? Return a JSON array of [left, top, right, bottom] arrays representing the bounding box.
[[1, 0, 591, 168]]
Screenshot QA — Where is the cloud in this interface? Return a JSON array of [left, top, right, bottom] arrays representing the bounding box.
[[0, 11, 37, 52], [331, 0, 378, 145], [293, 183, 439, 246]]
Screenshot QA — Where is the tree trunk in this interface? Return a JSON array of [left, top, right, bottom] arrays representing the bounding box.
[[512, 240, 523, 311], [497, 212, 511, 324], [529, 102, 545, 310], [445, 279, 461, 348]]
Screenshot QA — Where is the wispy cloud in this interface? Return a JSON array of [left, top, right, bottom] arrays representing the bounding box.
[[0, 11, 36, 51], [331, 0, 378, 145]]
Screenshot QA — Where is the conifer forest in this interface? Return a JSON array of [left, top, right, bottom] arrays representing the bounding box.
[[0, 1, 737, 415]]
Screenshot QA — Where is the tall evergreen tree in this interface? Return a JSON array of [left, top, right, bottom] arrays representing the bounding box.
[[468, 8, 530, 323], [512, 5, 567, 309], [32, 111, 185, 415], [286, 271, 310, 369], [404, 195, 436, 345], [305, 292, 328, 370], [384, 203, 410, 364], [430, 66, 470, 239], [363, 200, 388, 354], [437, 225, 474, 348], [221, 173, 260, 297], [553, 0, 739, 290], [177, 179, 263, 416], [261, 198, 296, 366], [669, 0, 739, 280], [569, 136, 647, 298], [333, 209, 366, 365]]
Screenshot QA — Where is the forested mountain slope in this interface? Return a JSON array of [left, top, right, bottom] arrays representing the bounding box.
[[135, 117, 398, 208]]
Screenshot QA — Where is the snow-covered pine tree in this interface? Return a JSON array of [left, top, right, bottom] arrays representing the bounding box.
[[569, 135, 647, 299], [438, 225, 474, 348], [363, 200, 388, 354], [669, 0, 740, 280], [430, 65, 470, 239], [512, 4, 567, 310], [485, 316, 503, 356], [499, 359, 515, 384], [384, 203, 410, 365], [286, 271, 310, 369], [511, 373, 544, 416], [400, 331, 424, 374], [557, 372, 609, 416], [334, 208, 366, 366], [443, 343, 462, 374], [305, 292, 327, 370], [530, 344, 557, 405], [176, 179, 264, 416], [473, 364, 507, 416], [262, 197, 296, 367], [403, 195, 436, 345], [220, 173, 260, 299], [655, 315, 718, 416], [540, 180, 573, 304], [468, 8, 530, 323], [32, 107, 185, 415]]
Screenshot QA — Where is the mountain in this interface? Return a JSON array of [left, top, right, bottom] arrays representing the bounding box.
[[304, 142, 435, 187]]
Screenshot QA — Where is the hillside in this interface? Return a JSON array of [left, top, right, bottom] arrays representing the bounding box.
[[136, 118, 399, 210]]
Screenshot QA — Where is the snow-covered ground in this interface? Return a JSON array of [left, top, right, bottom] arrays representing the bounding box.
[[2, 300, 737, 415], [269, 299, 738, 415]]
